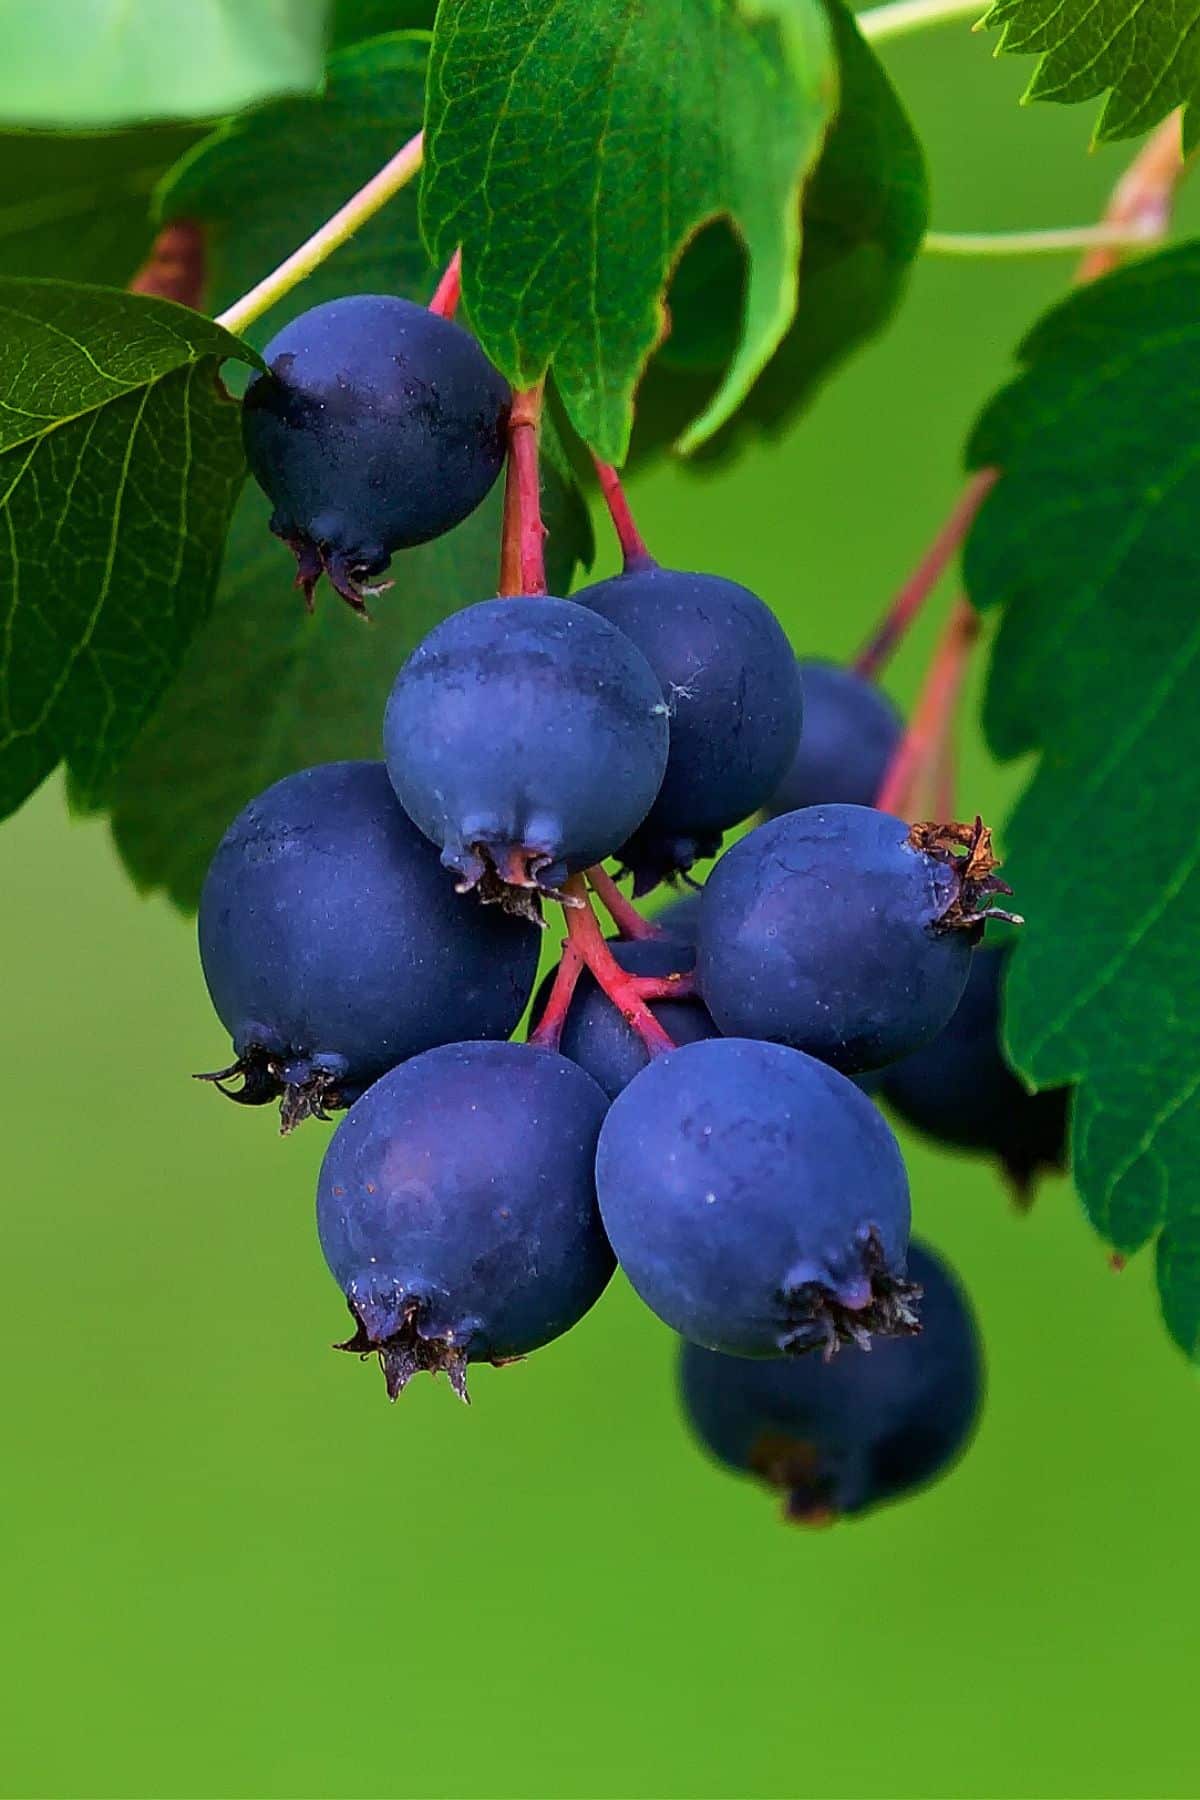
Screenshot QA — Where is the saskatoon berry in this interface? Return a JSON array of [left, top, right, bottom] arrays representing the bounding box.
[[766, 659, 901, 815], [696, 805, 1015, 1073], [595, 1036, 916, 1358], [534, 936, 718, 1099], [575, 563, 802, 891], [881, 941, 1069, 1198], [384, 595, 669, 912], [317, 1041, 614, 1399], [197, 762, 538, 1130], [242, 295, 510, 611], [678, 1239, 982, 1523]]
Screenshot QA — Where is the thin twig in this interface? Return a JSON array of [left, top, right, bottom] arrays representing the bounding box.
[[216, 130, 424, 336], [528, 941, 584, 1050], [923, 223, 1163, 259], [875, 599, 979, 817], [593, 458, 652, 567], [588, 866, 664, 939], [1076, 112, 1186, 284], [854, 470, 997, 681], [558, 877, 677, 1055], [857, 0, 984, 43]]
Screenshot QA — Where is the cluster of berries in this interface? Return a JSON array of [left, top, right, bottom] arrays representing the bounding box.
[[197, 292, 1066, 1523]]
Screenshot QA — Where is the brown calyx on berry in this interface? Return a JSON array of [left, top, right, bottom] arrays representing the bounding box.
[[909, 816, 1024, 933], [452, 841, 573, 925], [337, 1297, 471, 1403], [275, 523, 393, 617], [749, 1432, 841, 1527], [777, 1230, 923, 1360]]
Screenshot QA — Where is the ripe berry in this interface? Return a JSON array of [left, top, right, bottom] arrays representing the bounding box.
[[881, 941, 1069, 1198], [595, 1037, 916, 1357], [317, 1042, 614, 1399], [766, 659, 901, 815], [384, 596, 669, 912], [242, 295, 510, 610], [678, 1240, 982, 1523], [197, 762, 538, 1130], [535, 936, 718, 1098], [575, 562, 802, 891], [696, 806, 1017, 1073]]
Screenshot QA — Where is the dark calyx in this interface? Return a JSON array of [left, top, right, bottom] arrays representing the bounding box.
[[194, 1048, 349, 1135], [777, 1232, 923, 1359], [454, 842, 561, 925], [748, 1432, 840, 1527], [337, 1297, 471, 1403], [910, 817, 1024, 934], [276, 521, 391, 617], [618, 821, 722, 897]]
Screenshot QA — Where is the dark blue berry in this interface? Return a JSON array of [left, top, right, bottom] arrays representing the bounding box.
[[575, 562, 802, 891], [595, 1036, 916, 1357], [881, 941, 1069, 1198], [766, 659, 901, 815], [534, 936, 718, 1098], [242, 295, 510, 610], [678, 1239, 982, 1522], [384, 596, 669, 912], [197, 762, 538, 1130], [695, 806, 1015, 1073], [317, 1041, 614, 1399]]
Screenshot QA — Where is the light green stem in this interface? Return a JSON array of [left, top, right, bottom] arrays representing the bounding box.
[[216, 130, 425, 338], [923, 222, 1162, 257], [857, 0, 985, 43]]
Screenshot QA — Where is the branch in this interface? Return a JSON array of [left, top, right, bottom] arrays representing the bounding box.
[[854, 470, 997, 681], [216, 130, 424, 337], [1076, 112, 1187, 284], [923, 223, 1164, 259], [857, 0, 984, 43], [874, 599, 980, 818]]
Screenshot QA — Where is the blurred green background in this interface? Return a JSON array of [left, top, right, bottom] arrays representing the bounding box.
[[4, 23, 1200, 1800]]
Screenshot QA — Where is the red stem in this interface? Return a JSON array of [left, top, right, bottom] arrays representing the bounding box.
[[559, 876, 677, 1055], [854, 469, 997, 682], [528, 940, 584, 1050], [1076, 113, 1185, 284], [428, 247, 463, 319], [874, 598, 980, 819], [498, 385, 547, 597], [593, 458, 652, 568], [587, 866, 663, 939], [128, 219, 206, 309]]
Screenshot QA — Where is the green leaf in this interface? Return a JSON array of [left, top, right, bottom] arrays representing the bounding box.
[[0, 0, 330, 129], [421, 0, 836, 462], [159, 33, 433, 355], [106, 457, 590, 912], [964, 243, 1200, 1359], [110, 31, 592, 905], [629, 0, 927, 461], [0, 280, 253, 819], [985, 0, 1200, 149], [0, 125, 201, 286]]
